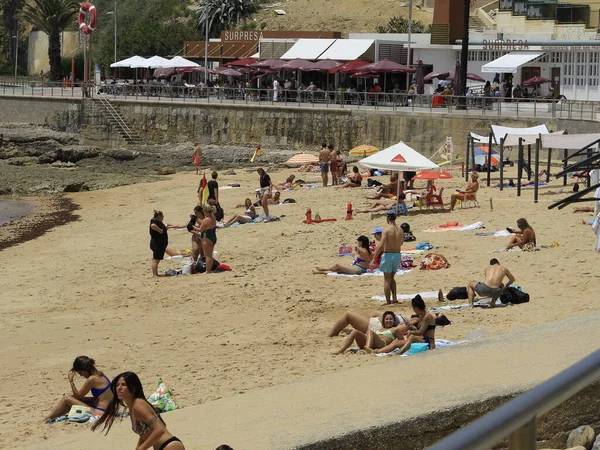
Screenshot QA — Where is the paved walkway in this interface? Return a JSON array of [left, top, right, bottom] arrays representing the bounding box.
[[23, 310, 600, 450]]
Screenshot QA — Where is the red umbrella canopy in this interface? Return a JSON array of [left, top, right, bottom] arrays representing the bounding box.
[[176, 66, 205, 73], [329, 59, 370, 74], [281, 59, 317, 70], [447, 72, 485, 82], [311, 59, 343, 71], [225, 58, 257, 67], [360, 59, 416, 74], [350, 71, 380, 78], [412, 171, 453, 180], [522, 76, 552, 86], [153, 68, 176, 78], [250, 59, 281, 69], [210, 67, 243, 77], [424, 71, 450, 81]]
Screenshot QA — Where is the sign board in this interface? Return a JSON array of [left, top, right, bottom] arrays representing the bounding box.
[[482, 39, 529, 50]]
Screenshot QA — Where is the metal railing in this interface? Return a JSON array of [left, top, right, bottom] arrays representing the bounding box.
[[428, 349, 600, 450], [96, 97, 136, 140], [2, 83, 600, 122]]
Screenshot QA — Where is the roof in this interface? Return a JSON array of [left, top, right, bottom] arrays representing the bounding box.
[[481, 52, 545, 74], [318, 39, 375, 61], [280, 39, 336, 60]]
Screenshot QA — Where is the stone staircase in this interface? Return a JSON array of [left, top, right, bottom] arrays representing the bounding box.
[[90, 98, 144, 145]]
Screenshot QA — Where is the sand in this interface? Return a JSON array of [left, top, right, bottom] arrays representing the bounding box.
[[0, 164, 598, 448]]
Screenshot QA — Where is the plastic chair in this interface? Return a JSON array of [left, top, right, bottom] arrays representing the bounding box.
[[424, 186, 445, 210], [460, 192, 480, 208]]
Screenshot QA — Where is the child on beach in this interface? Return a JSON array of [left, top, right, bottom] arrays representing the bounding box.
[[193, 143, 202, 175]]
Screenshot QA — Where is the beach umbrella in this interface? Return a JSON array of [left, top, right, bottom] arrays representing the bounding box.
[[522, 76, 552, 86], [329, 59, 370, 74], [415, 60, 425, 94], [225, 58, 258, 67], [130, 55, 171, 68], [285, 153, 319, 165], [281, 59, 317, 71], [311, 59, 343, 71], [153, 68, 176, 79], [424, 71, 450, 81], [474, 145, 500, 166], [452, 60, 461, 94], [176, 66, 204, 73], [110, 55, 147, 68], [447, 72, 485, 82], [250, 59, 283, 69], [412, 170, 453, 180], [350, 71, 379, 79], [166, 56, 199, 68], [359, 59, 416, 74], [358, 142, 438, 172], [349, 145, 380, 157], [215, 68, 243, 77]]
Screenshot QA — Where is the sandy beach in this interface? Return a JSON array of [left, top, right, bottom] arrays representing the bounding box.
[[0, 163, 598, 448]]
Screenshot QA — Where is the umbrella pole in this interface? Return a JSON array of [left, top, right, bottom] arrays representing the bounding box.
[[499, 137, 504, 191], [465, 135, 470, 181], [487, 132, 493, 187], [546, 148, 552, 183], [517, 138, 524, 197], [396, 170, 401, 209], [534, 135, 541, 204]]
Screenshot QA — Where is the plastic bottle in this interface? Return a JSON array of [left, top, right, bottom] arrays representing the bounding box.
[[345, 202, 353, 220]]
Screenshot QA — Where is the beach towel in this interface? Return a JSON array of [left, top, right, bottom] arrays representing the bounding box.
[[491, 244, 541, 253], [420, 253, 450, 270], [371, 291, 439, 302], [423, 221, 484, 232], [374, 339, 467, 356], [327, 269, 412, 278], [476, 230, 511, 237], [429, 299, 507, 311], [401, 248, 427, 255]]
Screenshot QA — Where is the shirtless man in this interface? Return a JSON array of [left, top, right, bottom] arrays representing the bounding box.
[[450, 171, 480, 211], [319, 143, 330, 187], [371, 211, 404, 304], [467, 258, 515, 308]]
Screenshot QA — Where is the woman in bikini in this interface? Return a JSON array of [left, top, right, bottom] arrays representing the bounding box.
[[367, 295, 437, 355], [44, 356, 113, 422], [198, 204, 217, 274], [332, 311, 398, 355], [223, 198, 257, 227], [257, 168, 274, 218], [506, 218, 536, 250], [338, 166, 363, 188], [192, 143, 202, 175], [313, 235, 371, 275], [92, 371, 185, 450]]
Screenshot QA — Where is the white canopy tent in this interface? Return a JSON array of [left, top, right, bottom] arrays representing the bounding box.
[[358, 142, 439, 171], [280, 39, 336, 60], [110, 56, 148, 68], [481, 52, 545, 74], [491, 124, 550, 144], [165, 56, 199, 68], [503, 130, 565, 147], [130, 55, 171, 68]]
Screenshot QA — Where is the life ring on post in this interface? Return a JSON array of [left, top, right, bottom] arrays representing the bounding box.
[[78, 2, 97, 35]]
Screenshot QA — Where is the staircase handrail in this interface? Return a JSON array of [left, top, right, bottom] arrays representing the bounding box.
[[97, 98, 136, 140]]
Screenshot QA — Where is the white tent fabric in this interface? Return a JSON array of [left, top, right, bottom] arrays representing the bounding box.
[[541, 133, 600, 150], [470, 132, 491, 143], [165, 56, 199, 68], [317, 39, 375, 61], [110, 56, 147, 68], [502, 130, 565, 147], [130, 55, 171, 68], [280, 39, 336, 60], [358, 142, 439, 172], [482, 52, 544, 73], [491, 124, 549, 144]]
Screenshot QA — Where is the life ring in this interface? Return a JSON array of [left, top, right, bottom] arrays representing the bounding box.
[[78, 2, 97, 35]]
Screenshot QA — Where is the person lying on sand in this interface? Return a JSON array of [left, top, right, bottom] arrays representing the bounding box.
[[44, 356, 113, 422], [355, 199, 396, 214], [367, 181, 405, 200], [223, 198, 257, 227], [506, 218, 536, 249], [314, 235, 371, 275], [366, 295, 436, 355], [276, 174, 296, 190], [467, 258, 515, 308], [332, 311, 398, 355]]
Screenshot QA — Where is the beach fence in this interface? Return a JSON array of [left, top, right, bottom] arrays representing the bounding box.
[[428, 349, 600, 450]]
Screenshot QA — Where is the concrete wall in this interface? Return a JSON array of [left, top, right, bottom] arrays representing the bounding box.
[[27, 31, 79, 76], [0, 96, 81, 131]]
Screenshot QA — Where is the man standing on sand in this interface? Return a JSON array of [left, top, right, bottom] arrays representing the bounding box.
[[467, 258, 515, 308], [319, 143, 330, 187], [371, 211, 404, 304]]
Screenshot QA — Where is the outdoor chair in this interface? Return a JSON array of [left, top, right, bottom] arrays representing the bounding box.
[[459, 192, 480, 208], [421, 186, 444, 210]]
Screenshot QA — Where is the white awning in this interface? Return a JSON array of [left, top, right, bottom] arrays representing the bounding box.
[[503, 131, 565, 147], [280, 39, 336, 60], [481, 52, 544, 74], [492, 124, 549, 144], [318, 39, 375, 61], [541, 133, 600, 150]]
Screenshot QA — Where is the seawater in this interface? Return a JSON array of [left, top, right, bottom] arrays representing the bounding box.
[[0, 198, 35, 226]]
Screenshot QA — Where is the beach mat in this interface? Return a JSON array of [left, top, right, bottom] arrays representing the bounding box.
[[374, 339, 467, 356], [423, 221, 484, 232], [327, 269, 412, 278], [371, 291, 439, 302]]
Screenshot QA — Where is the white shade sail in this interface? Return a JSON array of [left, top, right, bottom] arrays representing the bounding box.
[[318, 39, 375, 61], [110, 56, 148, 68], [280, 39, 336, 60], [165, 56, 199, 68], [481, 52, 544, 74], [541, 133, 600, 150], [130, 55, 171, 68], [358, 142, 439, 172], [492, 124, 549, 144]]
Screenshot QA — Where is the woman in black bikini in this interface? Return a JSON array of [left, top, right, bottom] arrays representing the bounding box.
[[257, 168, 274, 218], [44, 356, 113, 422], [198, 204, 217, 274], [92, 371, 185, 450], [338, 166, 362, 188], [313, 235, 371, 275]]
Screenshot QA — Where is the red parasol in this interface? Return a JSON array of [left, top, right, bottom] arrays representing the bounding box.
[[424, 71, 450, 81], [359, 59, 416, 74], [522, 76, 552, 86], [329, 59, 370, 74], [311, 59, 343, 71], [224, 58, 257, 67], [412, 171, 453, 180], [447, 72, 485, 82], [281, 59, 317, 70]]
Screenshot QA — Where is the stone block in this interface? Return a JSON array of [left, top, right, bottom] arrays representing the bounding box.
[[567, 426, 595, 449]]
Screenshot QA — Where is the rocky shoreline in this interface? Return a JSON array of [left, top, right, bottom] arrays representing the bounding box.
[[0, 124, 305, 195]]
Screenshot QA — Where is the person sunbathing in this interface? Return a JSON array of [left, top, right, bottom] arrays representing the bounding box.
[[367, 181, 405, 200], [366, 295, 436, 355], [355, 199, 395, 214], [506, 218, 536, 249], [276, 174, 296, 190], [314, 235, 371, 275], [332, 311, 398, 355], [450, 171, 480, 211], [223, 198, 257, 227], [338, 166, 362, 188]]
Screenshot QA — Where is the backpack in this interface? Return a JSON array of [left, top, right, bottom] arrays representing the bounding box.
[[194, 257, 220, 274], [446, 287, 468, 301], [500, 287, 530, 304]]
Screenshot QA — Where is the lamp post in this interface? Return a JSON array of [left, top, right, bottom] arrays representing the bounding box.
[[106, 2, 117, 65], [406, 0, 413, 91], [204, 18, 209, 83], [13, 31, 18, 80]]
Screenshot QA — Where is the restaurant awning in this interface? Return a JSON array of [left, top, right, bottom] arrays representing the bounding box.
[[280, 39, 336, 60], [481, 52, 545, 74], [318, 39, 375, 61]]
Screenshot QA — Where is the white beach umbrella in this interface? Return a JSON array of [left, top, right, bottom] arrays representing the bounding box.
[[358, 142, 439, 172], [166, 56, 199, 68], [110, 55, 148, 68], [130, 55, 171, 68]]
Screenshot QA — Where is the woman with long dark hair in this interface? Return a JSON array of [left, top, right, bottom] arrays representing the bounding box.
[[92, 372, 185, 450], [313, 235, 372, 275], [44, 356, 113, 422]]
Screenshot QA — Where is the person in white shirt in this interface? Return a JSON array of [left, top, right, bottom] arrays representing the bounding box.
[[273, 77, 280, 102]]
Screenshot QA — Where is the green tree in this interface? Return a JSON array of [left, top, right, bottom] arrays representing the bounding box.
[[1, 0, 23, 63], [197, 0, 257, 37], [20, 0, 79, 80], [376, 16, 432, 33]]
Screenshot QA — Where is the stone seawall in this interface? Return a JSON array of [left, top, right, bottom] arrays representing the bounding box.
[[1, 96, 597, 156]]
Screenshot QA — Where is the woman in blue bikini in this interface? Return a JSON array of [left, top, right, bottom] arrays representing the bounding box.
[[44, 356, 113, 422], [93, 371, 185, 450], [313, 235, 371, 275], [332, 311, 398, 355]]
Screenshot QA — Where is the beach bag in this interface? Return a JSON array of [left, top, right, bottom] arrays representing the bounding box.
[[215, 204, 224, 222], [67, 405, 90, 418], [147, 377, 179, 413], [446, 287, 468, 301], [195, 257, 220, 274], [500, 287, 530, 304]]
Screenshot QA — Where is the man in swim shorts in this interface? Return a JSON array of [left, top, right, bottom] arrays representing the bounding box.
[[467, 258, 515, 308], [319, 143, 330, 187], [371, 211, 404, 304]]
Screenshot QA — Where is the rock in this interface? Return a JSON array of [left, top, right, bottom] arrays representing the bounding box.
[[225, 168, 236, 175], [104, 149, 138, 161], [39, 151, 58, 164], [7, 156, 39, 166], [63, 182, 88, 192], [50, 161, 76, 168], [157, 167, 176, 175], [56, 146, 100, 163], [566, 446, 588, 450], [567, 426, 595, 449], [592, 434, 600, 450]]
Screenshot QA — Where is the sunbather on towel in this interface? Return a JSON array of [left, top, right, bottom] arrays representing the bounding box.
[[328, 310, 400, 337], [366, 295, 437, 355], [467, 258, 515, 308], [332, 311, 398, 355], [356, 194, 406, 214], [506, 218, 536, 250], [44, 356, 113, 422], [223, 198, 257, 227], [314, 235, 371, 275]]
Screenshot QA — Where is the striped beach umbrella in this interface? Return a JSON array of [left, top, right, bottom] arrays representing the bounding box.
[[349, 145, 380, 157], [285, 153, 319, 165]]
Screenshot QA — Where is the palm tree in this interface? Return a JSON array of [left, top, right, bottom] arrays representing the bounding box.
[[21, 0, 79, 80], [197, 0, 256, 36]]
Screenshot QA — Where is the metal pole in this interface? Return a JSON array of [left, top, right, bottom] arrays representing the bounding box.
[[204, 19, 209, 84], [406, 0, 413, 91], [508, 418, 537, 450], [517, 138, 523, 197], [534, 136, 541, 203], [499, 137, 504, 191], [563, 148, 568, 186], [546, 148, 552, 183], [14, 26, 18, 80], [114, 2, 117, 64], [487, 132, 492, 186], [465, 135, 471, 180]]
